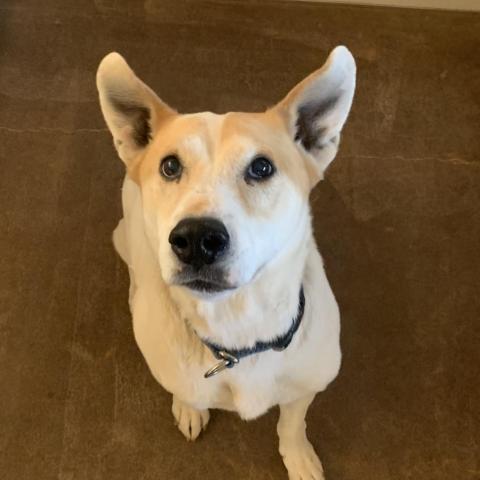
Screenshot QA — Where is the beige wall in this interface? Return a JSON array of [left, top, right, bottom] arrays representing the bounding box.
[[292, 0, 480, 11]]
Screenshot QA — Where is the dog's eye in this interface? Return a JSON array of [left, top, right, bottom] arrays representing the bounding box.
[[245, 156, 275, 182], [160, 155, 183, 181]]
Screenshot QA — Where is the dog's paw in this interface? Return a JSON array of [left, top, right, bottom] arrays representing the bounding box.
[[172, 396, 210, 441], [280, 439, 325, 480]]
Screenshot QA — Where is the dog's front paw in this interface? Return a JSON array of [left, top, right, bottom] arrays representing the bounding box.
[[280, 439, 325, 480], [172, 395, 210, 441]]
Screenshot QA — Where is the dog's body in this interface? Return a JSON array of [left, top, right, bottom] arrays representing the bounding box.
[[115, 174, 340, 418], [98, 48, 355, 479]]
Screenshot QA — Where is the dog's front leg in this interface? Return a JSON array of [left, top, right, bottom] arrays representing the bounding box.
[[277, 394, 324, 480]]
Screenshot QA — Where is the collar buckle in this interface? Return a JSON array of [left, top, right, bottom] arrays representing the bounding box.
[[204, 350, 239, 378]]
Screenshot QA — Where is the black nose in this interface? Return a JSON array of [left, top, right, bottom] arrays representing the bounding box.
[[168, 217, 230, 267]]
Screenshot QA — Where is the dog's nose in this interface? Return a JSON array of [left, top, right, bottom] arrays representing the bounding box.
[[168, 217, 230, 267]]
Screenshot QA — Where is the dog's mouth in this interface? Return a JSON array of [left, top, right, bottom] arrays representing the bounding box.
[[173, 266, 236, 294], [182, 279, 235, 293]]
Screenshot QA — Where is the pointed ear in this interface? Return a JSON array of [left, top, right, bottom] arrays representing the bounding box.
[[275, 46, 356, 179], [96, 52, 175, 165]]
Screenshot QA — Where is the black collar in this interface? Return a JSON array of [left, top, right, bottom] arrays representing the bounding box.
[[201, 286, 305, 378]]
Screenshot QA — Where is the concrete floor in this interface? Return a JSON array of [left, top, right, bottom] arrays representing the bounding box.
[[1, 1, 479, 479]]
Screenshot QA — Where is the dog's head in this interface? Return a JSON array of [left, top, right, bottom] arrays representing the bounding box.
[[97, 47, 355, 299]]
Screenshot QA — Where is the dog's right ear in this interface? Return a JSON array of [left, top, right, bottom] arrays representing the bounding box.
[[96, 52, 175, 166], [274, 46, 356, 183]]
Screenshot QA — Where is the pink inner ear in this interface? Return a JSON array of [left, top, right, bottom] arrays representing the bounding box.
[[117, 124, 136, 147]]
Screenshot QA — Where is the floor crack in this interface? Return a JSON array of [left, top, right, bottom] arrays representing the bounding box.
[[0, 126, 108, 135]]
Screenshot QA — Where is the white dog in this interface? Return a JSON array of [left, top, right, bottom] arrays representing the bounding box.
[[97, 46, 355, 479]]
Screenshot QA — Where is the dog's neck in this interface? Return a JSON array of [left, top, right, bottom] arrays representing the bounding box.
[[170, 225, 313, 350]]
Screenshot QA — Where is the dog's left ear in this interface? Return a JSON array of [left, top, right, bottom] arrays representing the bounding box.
[[96, 52, 175, 167], [275, 46, 356, 181]]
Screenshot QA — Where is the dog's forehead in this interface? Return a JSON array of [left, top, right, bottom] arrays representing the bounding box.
[[165, 111, 280, 161], [175, 112, 223, 159], [180, 111, 224, 138]]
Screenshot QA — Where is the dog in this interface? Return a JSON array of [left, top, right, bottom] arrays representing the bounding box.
[[96, 45, 355, 479]]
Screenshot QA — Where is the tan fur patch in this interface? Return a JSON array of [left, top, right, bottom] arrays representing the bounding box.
[[220, 110, 312, 196]]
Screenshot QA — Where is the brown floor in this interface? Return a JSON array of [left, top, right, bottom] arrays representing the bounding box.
[[1, 1, 479, 479]]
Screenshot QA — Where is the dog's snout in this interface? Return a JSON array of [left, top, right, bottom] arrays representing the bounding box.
[[169, 217, 230, 267]]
